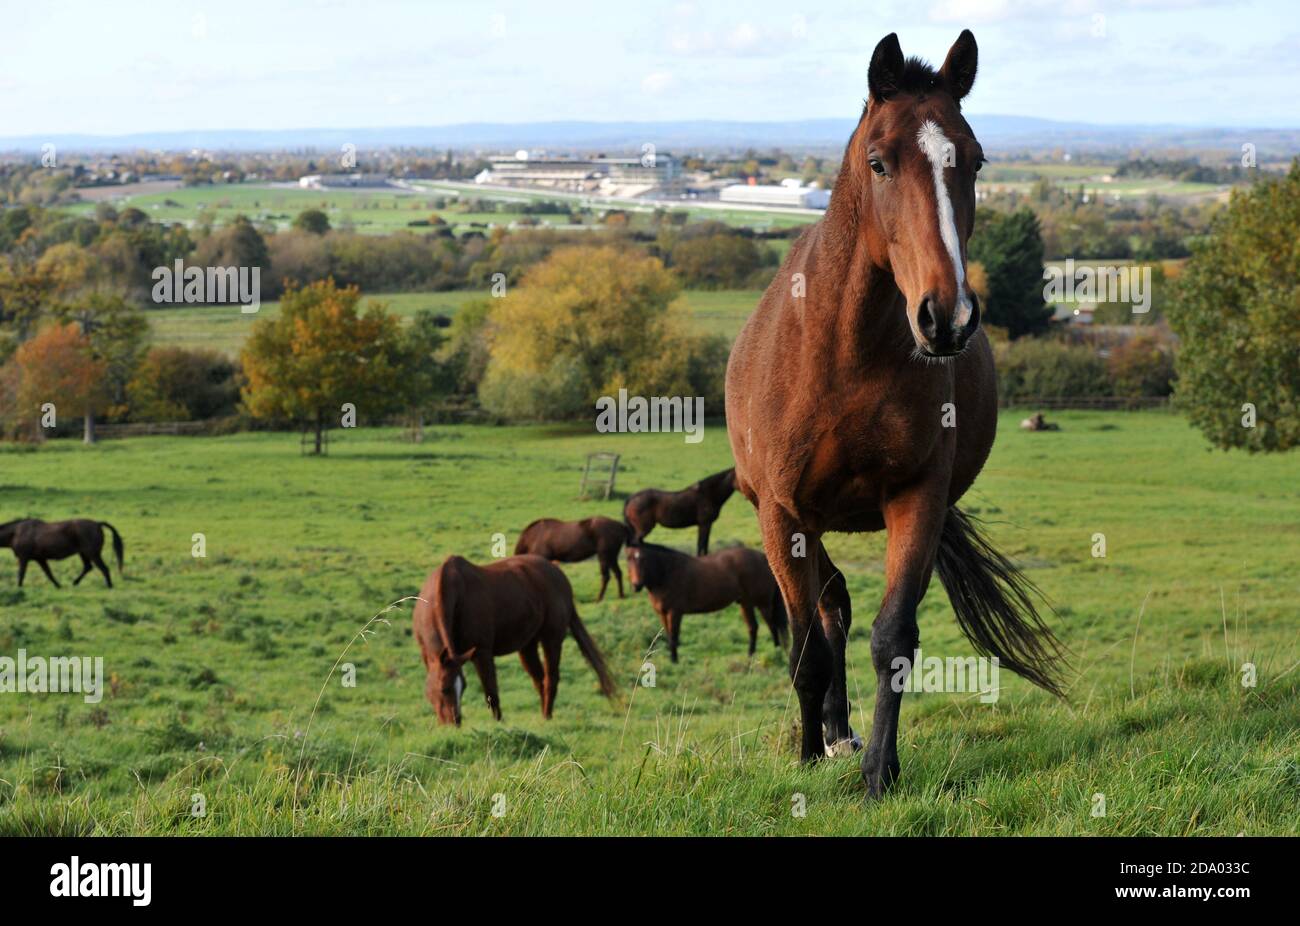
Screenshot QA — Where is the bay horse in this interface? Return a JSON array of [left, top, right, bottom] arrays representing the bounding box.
[[725, 31, 1065, 796], [413, 553, 618, 725], [625, 541, 787, 663], [514, 516, 628, 601], [623, 467, 736, 556], [0, 518, 125, 588]]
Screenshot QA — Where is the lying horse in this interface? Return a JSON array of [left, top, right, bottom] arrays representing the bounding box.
[[623, 467, 736, 556], [413, 554, 618, 724], [625, 541, 787, 663], [725, 31, 1064, 795], [0, 518, 125, 588], [514, 516, 628, 601]]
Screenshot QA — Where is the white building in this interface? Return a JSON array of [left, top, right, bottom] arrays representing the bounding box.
[[719, 181, 829, 209]]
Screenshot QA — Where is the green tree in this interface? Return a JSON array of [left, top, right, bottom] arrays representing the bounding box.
[[292, 209, 332, 235], [969, 208, 1054, 339], [240, 279, 407, 453], [1167, 161, 1300, 452]]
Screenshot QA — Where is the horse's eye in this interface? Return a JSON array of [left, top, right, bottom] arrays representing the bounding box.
[[975, 157, 987, 174], [869, 157, 887, 176]]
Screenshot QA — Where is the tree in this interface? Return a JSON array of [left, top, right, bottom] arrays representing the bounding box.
[[127, 346, 240, 422], [192, 215, 271, 274], [240, 279, 408, 453], [0, 323, 108, 442], [292, 209, 331, 235], [51, 291, 148, 443], [479, 246, 694, 421], [1167, 161, 1300, 452], [395, 309, 453, 436], [969, 208, 1054, 339]]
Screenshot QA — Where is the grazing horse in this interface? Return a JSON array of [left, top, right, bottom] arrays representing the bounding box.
[[0, 518, 125, 588], [413, 554, 618, 724], [625, 541, 788, 663], [725, 31, 1064, 796], [623, 467, 736, 556], [514, 516, 629, 601]]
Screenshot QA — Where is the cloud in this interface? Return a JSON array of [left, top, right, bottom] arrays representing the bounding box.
[[641, 71, 675, 95]]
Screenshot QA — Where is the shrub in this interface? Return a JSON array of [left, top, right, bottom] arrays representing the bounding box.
[[996, 338, 1109, 402]]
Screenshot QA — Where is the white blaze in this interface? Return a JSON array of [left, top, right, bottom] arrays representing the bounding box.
[[453, 673, 465, 710], [915, 120, 973, 328]]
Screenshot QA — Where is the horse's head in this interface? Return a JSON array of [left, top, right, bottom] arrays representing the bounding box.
[[853, 30, 984, 358], [626, 543, 648, 592], [428, 645, 476, 725]]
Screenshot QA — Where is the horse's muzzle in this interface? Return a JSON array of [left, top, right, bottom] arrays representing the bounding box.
[[915, 291, 980, 357]]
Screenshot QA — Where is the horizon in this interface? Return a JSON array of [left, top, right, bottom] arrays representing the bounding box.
[[2, 0, 1297, 138]]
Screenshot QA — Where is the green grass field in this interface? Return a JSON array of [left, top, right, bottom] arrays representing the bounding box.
[[1, 411, 1297, 835], [147, 289, 767, 356]]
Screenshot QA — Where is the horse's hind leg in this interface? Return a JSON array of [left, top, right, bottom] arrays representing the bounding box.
[[92, 553, 112, 588], [817, 545, 860, 756], [471, 654, 502, 721], [596, 561, 610, 602], [540, 637, 563, 718], [519, 643, 546, 712], [760, 507, 828, 764], [16, 558, 28, 587], [73, 556, 94, 586], [601, 553, 624, 599], [36, 559, 61, 588], [861, 487, 945, 798], [740, 603, 758, 656]]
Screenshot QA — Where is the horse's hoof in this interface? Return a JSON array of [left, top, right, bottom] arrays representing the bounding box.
[[823, 725, 864, 758], [861, 746, 899, 798]]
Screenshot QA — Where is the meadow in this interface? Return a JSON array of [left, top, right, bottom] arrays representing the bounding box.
[[0, 410, 1297, 835]]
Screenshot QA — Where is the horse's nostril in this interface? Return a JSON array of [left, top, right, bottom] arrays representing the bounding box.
[[917, 298, 939, 340]]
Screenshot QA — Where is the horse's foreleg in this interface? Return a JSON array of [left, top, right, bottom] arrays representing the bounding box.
[[36, 559, 61, 588], [472, 654, 502, 721], [17, 558, 28, 587], [667, 610, 683, 663], [818, 545, 860, 756], [761, 507, 827, 764], [862, 487, 945, 798]]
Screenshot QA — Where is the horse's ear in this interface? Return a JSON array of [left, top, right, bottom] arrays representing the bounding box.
[[939, 29, 978, 102], [439, 646, 475, 667], [867, 32, 905, 104]]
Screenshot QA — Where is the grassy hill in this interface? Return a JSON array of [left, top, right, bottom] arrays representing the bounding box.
[[1, 411, 1297, 834]]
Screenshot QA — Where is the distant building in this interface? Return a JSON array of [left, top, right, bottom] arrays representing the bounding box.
[[719, 180, 829, 209], [476, 152, 681, 194], [299, 173, 391, 189]]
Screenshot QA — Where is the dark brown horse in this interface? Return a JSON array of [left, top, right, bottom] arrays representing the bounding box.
[[725, 31, 1064, 796], [413, 554, 617, 724], [514, 516, 628, 601], [625, 541, 787, 663], [623, 468, 736, 556], [0, 518, 125, 588]]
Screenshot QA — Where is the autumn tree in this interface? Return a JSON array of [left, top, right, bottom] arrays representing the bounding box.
[[240, 279, 408, 453], [0, 323, 107, 442], [479, 246, 701, 421], [51, 291, 148, 442]]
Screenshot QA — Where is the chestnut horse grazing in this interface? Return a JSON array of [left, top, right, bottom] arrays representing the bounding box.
[[0, 518, 125, 588], [514, 516, 628, 601], [726, 31, 1064, 796], [625, 541, 788, 663], [413, 554, 617, 725], [623, 467, 736, 556]]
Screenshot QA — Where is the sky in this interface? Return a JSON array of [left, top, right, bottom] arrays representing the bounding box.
[[1, 0, 1297, 137]]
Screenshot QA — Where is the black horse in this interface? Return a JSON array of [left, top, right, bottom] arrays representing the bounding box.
[[0, 518, 125, 588], [623, 468, 736, 556]]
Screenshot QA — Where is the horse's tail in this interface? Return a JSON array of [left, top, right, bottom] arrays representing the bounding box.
[[568, 610, 617, 699], [768, 579, 789, 646], [936, 507, 1066, 697], [99, 522, 124, 573]]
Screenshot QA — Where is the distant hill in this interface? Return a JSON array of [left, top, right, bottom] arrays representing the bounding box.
[[1, 117, 1296, 156]]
